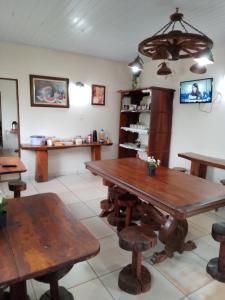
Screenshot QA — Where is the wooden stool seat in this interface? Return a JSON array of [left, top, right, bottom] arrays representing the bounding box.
[[220, 179, 225, 186], [107, 211, 125, 227], [8, 180, 26, 198], [172, 167, 187, 173], [212, 222, 225, 242], [119, 225, 156, 252], [118, 225, 156, 295], [35, 265, 74, 300], [207, 222, 225, 282]]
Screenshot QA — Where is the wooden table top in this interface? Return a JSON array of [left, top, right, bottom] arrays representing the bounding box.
[[178, 152, 225, 170], [0, 156, 27, 175], [86, 158, 225, 219], [0, 193, 100, 286], [21, 142, 112, 151]]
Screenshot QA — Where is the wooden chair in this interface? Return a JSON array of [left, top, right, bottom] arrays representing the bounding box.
[[118, 225, 157, 294], [35, 265, 74, 300], [207, 222, 225, 282], [8, 180, 26, 198]]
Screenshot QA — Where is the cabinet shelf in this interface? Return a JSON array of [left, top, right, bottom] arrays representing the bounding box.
[[121, 127, 149, 134], [121, 110, 150, 114], [119, 143, 147, 153], [118, 86, 175, 166]]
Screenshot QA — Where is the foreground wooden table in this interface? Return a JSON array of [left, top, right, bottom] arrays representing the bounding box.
[[86, 158, 225, 263], [0, 156, 26, 175], [21, 143, 112, 182], [0, 193, 100, 300], [178, 152, 225, 178]]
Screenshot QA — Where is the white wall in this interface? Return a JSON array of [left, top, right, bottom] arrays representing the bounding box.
[[142, 43, 225, 183], [0, 42, 130, 177], [0, 80, 18, 153]]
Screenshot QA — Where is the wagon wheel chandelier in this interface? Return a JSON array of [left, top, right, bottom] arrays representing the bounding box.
[[138, 8, 213, 74]]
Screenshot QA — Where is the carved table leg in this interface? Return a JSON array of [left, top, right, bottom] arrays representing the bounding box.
[[151, 216, 196, 264], [9, 281, 30, 300], [99, 180, 114, 217]]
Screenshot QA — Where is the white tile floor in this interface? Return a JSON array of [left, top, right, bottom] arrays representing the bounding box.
[[2, 172, 225, 300]]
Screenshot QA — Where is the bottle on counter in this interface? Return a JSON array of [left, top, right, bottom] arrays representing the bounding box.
[[75, 136, 83, 145], [92, 130, 97, 143], [87, 134, 92, 144], [99, 129, 105, 144]]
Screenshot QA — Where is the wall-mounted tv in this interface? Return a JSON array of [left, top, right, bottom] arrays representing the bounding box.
[[180, 78, 213, 104]]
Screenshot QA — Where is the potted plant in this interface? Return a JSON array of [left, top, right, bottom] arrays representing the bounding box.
[[147, 156, 160, 176], [0, 193, 7, 228]]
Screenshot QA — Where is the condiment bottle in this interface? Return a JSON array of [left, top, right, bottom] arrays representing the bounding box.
[[99, 129, 105, 144], [93, 130, 97, 143], [87, 134, 92, 144]]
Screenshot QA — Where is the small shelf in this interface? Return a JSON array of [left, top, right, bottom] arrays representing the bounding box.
[[121, 127, 149, 134], [119, 143, 147, 153], [121, 109, 151, 114]]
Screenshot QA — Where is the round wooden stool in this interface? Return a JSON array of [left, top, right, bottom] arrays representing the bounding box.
[[207, 222, 225, 282], [172, 167, 187, 173], [8, 180, 26, 198], [35, 265, 74, 300], [107, 187, 135, 230], [220, 180, 225, 186], [118, 225, 157, 295], [118, 194, 140, 227]]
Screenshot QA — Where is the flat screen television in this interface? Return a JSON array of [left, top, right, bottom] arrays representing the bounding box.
[[180, 78, 213, 103]]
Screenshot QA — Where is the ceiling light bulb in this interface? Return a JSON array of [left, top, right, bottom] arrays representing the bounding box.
[[195, 56, 213, 66], [131, 65, 142, 74], [128, 56, 144, 74], [194, 48, 214, 66]]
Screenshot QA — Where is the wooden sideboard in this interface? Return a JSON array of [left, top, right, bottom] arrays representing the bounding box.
[[178, 152, 225, 178], [21, 143, 112, 182]]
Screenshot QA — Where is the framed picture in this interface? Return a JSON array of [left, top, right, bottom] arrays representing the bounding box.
[[91, 84, 105, 106], [30, 75, 69, 108]]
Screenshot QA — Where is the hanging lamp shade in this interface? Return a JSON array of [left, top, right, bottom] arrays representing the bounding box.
[[128, 56, 144, 73], [157, 62, 172, 75], [194, 47, 214, 65], [190, 63, 207, 74]]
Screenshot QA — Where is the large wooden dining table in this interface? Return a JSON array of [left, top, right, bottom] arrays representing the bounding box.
[[86, 158, 225, 263], [0, 193, 100, 300]]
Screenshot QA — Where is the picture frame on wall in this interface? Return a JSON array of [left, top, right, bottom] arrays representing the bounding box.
[[30, 75, 69, 108], [91, 84, 105, 106]]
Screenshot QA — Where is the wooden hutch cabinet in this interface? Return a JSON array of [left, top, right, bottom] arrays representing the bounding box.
[[117, 86, 175, 167]]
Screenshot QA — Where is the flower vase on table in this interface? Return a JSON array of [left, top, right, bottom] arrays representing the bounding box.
[[147, 157, 160, 177], [0, 193, 7, 228]]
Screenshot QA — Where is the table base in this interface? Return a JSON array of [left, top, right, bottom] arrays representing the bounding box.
[[118, 264, 151, 295], [40, 287, 74, 300], [207, 257, 225, 282]]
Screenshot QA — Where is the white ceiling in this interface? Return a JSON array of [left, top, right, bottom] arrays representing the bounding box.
[[0, 0, 224, 62]]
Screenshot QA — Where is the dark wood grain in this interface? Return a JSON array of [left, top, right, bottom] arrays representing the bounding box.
[[0, 156, 26, 175], [0, 231, 18, 286], [85, 158, 225, 219], [5, 193, 100, 281], [0, 192, 100, 298]]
